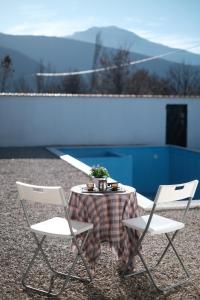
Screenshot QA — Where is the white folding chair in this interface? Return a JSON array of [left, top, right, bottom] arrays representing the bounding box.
[[122, 180, 198, 292], [16, 181, 93, 297]]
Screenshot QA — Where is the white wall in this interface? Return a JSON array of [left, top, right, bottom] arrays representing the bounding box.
[[0, 95, 199, 148]]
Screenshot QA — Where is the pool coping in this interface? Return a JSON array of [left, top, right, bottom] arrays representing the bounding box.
[[136, 192, 200, 211], [47, 146, 200, 211], [48, 146, 91, 175]]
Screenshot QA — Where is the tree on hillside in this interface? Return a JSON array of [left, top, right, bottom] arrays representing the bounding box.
[[14, 77, 32, 93], [61, 72, 85, 93], [36, 59, 46, 93], [127, 69, 151, 94], [0, 55, 14, 92], [167, 62, 200, 95], [127, 69, 170, 95], [98, 47, 131, 94], [90, 32, 103, 92]]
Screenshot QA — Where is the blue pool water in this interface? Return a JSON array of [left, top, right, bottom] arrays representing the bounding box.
[[59, 146, 200, 199]]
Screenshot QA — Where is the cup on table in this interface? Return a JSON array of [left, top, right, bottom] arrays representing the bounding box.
[[111, 182, 118, 191], [86, 182, 95, 191]]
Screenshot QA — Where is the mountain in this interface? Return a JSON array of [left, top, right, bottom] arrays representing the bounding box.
[[0, 45, 39, 76], [0, 33, 100, 72], [70, 26, 200, 66], [0, 32, 174, 80], [0, 30, 200, 92], [0, 32, 189, 77], [0, 45, 39, 90]]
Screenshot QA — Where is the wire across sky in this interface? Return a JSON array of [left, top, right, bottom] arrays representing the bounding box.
[[36, 41, 200, 77]]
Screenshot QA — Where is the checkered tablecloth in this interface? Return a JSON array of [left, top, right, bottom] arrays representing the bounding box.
[[68, 184, 140, 266]]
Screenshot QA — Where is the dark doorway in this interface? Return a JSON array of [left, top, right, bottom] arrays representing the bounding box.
[[166, 104, 187, 147]]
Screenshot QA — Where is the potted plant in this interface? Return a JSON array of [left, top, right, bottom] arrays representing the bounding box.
[[90, 165, 109, 191], [90, 165, 109, 178]]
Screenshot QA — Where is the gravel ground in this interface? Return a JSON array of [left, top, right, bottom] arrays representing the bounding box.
[[0, 147, 200, 300]]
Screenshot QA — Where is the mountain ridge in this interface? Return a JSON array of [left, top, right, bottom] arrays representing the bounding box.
[[0, 31, 180, 77], [70, 26, 200, 66], [1, 27, 200, 92]]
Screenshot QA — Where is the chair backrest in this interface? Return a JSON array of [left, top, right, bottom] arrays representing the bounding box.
[[16, 181, 67, 206], [16, 181, 75, 234], [137, 180, 199, 242], [154, 180, 198, 204]]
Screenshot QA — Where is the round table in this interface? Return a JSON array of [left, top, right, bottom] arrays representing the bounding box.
[[68, 184, 140, 267]]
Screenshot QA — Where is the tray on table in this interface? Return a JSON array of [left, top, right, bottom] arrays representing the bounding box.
[[82, 186, 126, 193]]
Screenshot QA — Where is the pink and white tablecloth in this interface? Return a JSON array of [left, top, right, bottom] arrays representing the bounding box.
[[68, 184, 140, 267]]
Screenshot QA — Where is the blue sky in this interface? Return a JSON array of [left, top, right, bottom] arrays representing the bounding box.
[[1, 0, 200, 53]]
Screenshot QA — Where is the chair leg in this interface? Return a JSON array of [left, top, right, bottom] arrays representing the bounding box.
[[124, 233, 190, 293], [153, 231, 178, 268], [47, 231, 93, 283], [165, 233, 190, 278], [72, 231, 93, 282], [134, 231, 179, 275], [54, 231, 93, 297], [22, 235, 46, 289], [123, 249, 160, 291], [22, 231, 93, 297]]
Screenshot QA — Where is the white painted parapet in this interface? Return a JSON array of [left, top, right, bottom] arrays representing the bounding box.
[[0, 94, 200, 148]]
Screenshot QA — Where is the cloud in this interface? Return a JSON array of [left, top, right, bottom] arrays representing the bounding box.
[[128, 28, 200, 54], [4, 17, 200, 55], [4, 2, 96, 36], [129, 28, 157, 40], [150, 34, 200, 54], [5, 19, 95, 37]]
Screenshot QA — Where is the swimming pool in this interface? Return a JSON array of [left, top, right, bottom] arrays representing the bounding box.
[[56, 145, 200, 199]]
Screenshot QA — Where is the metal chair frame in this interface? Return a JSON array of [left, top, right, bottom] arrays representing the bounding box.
[[123, 180, 198, 293], [16, 181, 93, 297]]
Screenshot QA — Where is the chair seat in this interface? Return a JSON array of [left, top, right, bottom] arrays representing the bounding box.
[[123, 214, 184, 235], [31, 217, 93, 238]]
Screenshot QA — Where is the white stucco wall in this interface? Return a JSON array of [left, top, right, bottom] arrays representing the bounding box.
[[0, 94, 199, 148]]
